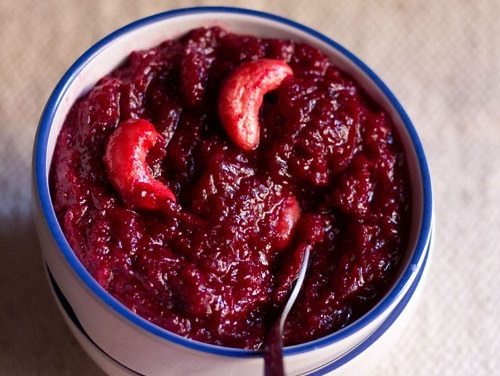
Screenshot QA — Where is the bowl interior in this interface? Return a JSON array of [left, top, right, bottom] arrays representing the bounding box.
[[37, 8, 431, 354]]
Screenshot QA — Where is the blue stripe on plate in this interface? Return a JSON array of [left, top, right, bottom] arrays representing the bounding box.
[[48, 268, 145, 376], [46, 232, 430, 375]]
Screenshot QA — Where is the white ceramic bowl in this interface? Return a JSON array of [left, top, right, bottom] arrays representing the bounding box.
[[32, 7, 433, 375]]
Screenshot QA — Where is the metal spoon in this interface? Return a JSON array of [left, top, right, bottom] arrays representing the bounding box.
[[264, 246, 311, 376]]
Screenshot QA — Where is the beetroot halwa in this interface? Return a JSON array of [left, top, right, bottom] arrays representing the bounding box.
[[50, 27, 410, 349]]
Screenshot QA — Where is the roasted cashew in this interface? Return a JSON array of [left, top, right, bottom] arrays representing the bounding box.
[[104, 118, 176, 210], [218, 59, 293, 151]]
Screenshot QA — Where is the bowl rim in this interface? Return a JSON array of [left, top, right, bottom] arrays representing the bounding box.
[[33, 6, 433, 358], [47, 234, 432, 374]]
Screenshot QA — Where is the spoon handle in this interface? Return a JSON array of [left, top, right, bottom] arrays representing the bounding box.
[[264, 319, 285, 376], [264, 246, 311, 376]]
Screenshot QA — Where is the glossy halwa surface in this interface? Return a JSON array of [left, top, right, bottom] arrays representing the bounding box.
[[50, 27, 410, 349]]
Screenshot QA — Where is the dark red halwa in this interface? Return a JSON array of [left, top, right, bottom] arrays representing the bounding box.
[[50, 27, 410, 349]]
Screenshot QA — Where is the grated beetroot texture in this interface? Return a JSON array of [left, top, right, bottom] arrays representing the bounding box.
[[50, 27, 410, 349]]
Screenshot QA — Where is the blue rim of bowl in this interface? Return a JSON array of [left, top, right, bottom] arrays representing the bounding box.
[[46, 234, 431, 375], [33, 6, 433, 358]]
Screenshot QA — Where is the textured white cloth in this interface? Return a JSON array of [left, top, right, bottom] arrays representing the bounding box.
[[1, 0, 499, 374]]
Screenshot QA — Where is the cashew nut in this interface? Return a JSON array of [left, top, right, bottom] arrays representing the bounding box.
[[104, 118, 176, 210], [218, 59, 293, 151]]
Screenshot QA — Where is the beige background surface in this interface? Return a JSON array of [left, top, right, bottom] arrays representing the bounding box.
[[1, 0, 499, 375]]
